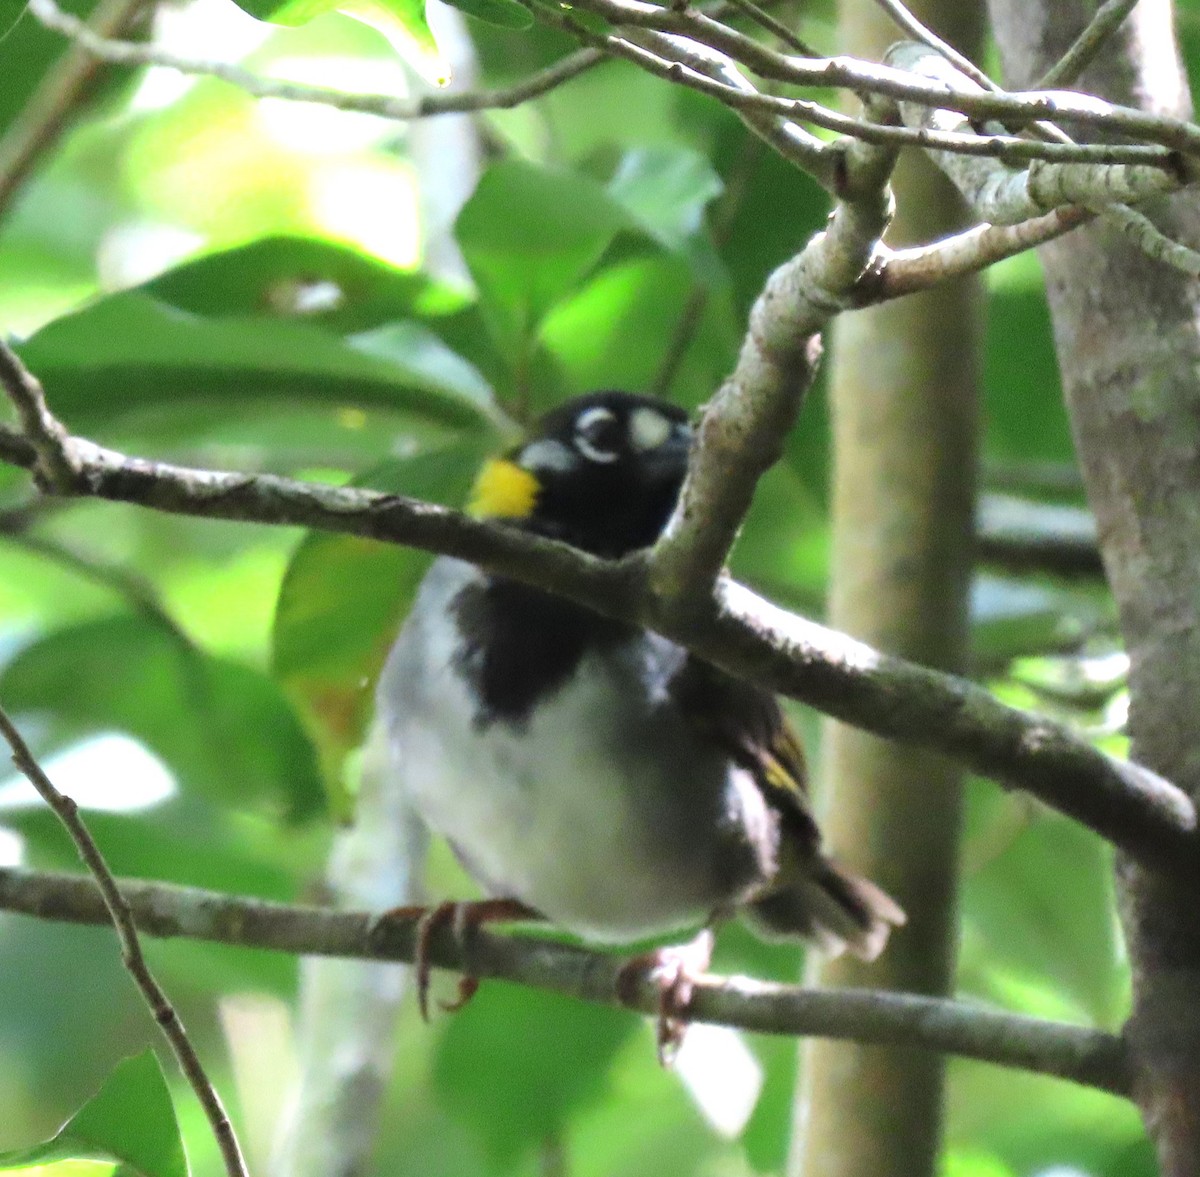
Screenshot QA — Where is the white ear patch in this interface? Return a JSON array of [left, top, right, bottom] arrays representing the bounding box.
[[629, 406, 673, 451], [518, 438, 577, 474]]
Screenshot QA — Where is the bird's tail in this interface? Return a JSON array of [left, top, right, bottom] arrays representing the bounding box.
[[747, 855, 906, 962]]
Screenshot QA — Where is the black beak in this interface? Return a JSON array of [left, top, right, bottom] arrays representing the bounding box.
[[645, 422, 692, 485]]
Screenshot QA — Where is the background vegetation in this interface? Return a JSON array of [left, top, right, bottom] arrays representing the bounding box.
[[0, 0, 1189, 1173]]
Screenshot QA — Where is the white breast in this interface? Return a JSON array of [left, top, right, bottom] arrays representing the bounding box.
[[376, 559, 775, 943]]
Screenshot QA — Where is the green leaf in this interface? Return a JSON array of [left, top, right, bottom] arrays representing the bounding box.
[[17, 292, 495, 436], [1, 617, 324, 821], [961, 790, 1125, 1025], [434, 984, 636, 1164], [455, 161, 630, 368], [224, 0, 448, 81], [606, 148, 723, 254], [539, 254, 738, 400], [440, 0, 531, 29], [272, 438, 493, 813], [0, 1051, 187, 1177], [144, 236, 465, 331], [984, 263, 1075, 467]]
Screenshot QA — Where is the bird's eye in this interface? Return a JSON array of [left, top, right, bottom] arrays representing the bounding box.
[[574, 407, 623, 464]]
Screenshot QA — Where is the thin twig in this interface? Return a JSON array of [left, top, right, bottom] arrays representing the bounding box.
[[27, 0, 1200, 175], [719, 0, 819, 57], [871, 0, 995, 91], [24, 0, 602, 120], [0, 343, 76, 490], [865, 206, 1094, 299], [0, 865, 1136, 1095], [0, 707, 249, 1177], [1101, 202, 1200, 277], [0, 0, 150, 222], [596, 20, 834, 182], [567, 0, 1200, 156], [544, 10, 1180, 177], [1036, 0, 1142, 89]]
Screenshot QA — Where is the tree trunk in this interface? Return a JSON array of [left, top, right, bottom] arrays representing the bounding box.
[[988, 2, 1200, 1171], [789, 2, 984, 1174]]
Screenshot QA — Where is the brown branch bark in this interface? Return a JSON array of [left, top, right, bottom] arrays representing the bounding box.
[[0, 865, 1135, 1095]]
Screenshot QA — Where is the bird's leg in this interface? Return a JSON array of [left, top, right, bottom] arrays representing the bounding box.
[[382, 898, 541, 1021], [614, 927, 716, 1066]]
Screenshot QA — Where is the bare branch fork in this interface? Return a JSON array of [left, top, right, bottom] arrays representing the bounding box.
[[0, 706, 249, 1177], [23, 0, 1200, 286], [0, 863, 1135, 1097], [23, 0, 1200, 172]]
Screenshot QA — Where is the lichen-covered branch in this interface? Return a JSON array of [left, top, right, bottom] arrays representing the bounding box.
[[867, 207, 1093, 299], [651, 135, 896, 602], [884, 43, 1192, 224], [0, 865, 1135, 1095]]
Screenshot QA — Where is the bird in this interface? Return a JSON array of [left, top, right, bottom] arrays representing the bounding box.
[[375, 390, 904, 1054]]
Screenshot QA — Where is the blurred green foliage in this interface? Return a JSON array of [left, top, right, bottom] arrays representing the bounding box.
[[0, 0, 1158, 1173]]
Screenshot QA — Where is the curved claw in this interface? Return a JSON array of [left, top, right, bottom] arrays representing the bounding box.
[[439, 975, 481, 1013], [379, 898, 542, 1023], [414, 901, 458, 1022], [615, 929, 715, 1066]]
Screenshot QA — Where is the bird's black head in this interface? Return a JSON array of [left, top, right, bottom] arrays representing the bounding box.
[[469, 391, 692, 558]]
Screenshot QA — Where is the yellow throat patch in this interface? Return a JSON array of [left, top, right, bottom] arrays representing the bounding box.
[[468, 458, 539, 519]]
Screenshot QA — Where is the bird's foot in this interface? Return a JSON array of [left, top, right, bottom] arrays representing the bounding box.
[[382, 898, 540, 1022], [615, 928, 715, 1066]]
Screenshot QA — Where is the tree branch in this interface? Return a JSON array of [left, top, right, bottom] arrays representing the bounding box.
[[0, 865, 1135, 1096], [651, 133, 896, 604], [1035, 0, 1141, 89], [0, 708, 249, 1177], [883, 42, 1190, 224], [556, 0, 1200, 156], [866, 207, 1094, 299], [0, 0, 149, 221], [0, 344, 77, 490], [870, 0, 994, 91], [27, 0, 1199, 181], [0, 338, 1194, 879], [25, 0, 603, 120]]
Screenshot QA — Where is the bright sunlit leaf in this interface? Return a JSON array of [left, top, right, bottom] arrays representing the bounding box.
[[0, 1052, 187, 1177]]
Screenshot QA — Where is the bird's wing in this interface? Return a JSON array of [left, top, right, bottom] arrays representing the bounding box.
[[669, 655, 820, 849]]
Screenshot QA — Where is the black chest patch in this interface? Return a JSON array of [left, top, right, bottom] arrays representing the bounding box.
[[452, 578, 632, 728]]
